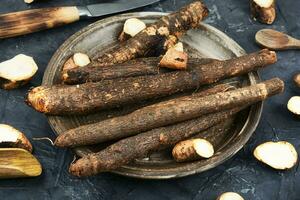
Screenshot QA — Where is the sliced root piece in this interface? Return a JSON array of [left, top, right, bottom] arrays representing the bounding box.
[[73, 53, 90, 67], [24, 0, 34, 3], [250, 0, 276, 24], [287, 96, 300, 115], [217, 192, 244, 200], [62, 53, 90, 71], [0, 54, 38, 90], [293, 73, 300, 88], [254, 141, 298, 170], [159, 48, 188, 70], [172, 138, 214, 162], [0, 124, 33, 152], [119, 18, 146, 42]]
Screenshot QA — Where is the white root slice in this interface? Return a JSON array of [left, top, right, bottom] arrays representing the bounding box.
[[73, 53, 91, 67], [173, 42, 184, 52], [254, 141, 298, 170], [194, 139, 214, 158], [123, 18, 146, 37], [0, 54, 38, 81], [217, 192, 244, 200], [24, 0, 34, 3], [0, 124, 33, 152], [253, 0, 274, 8], [287, 96, 300, 115]]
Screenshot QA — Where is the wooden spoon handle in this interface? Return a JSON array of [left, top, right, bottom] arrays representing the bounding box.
[[289, 38, 300, 49], [0, 7, 80, 39]]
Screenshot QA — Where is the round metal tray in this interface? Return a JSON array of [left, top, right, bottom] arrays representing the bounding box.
[[43, 12, 263, 179]]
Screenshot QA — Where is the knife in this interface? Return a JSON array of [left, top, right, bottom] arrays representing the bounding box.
[[0, 0, 159, 39]]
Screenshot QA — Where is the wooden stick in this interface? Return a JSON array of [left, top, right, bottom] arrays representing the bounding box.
[[62, 1, 209, 70], [55, 78, 284, 148], [27, 49, 277, 115], [68, 108, 243, 177]]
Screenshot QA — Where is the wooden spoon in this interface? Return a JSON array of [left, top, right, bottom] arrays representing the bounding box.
[[0, 148, 42, 178], [255, 29, 300, 50]]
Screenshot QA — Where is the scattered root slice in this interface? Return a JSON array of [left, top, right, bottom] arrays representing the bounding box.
[[250, 0, 276, 24], [287, 96, 300, 115], [293, 73, 300, 88], [0, 124, 33, 152], [0, 54, 38, 90], [217, 192, 244, 200], [172, 138, 214, 162], [119, 18, 146, 42], [159, 47, 188, 70], [254, 141, 298, 170]]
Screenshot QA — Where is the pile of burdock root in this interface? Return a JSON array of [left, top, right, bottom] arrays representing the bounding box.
[[26, 1, 288, 181]]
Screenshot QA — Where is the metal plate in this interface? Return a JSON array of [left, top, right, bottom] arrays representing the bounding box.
[[43, 12, 262, 179]]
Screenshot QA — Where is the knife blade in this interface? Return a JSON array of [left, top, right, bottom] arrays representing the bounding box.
[[0, 0, 160, 39]]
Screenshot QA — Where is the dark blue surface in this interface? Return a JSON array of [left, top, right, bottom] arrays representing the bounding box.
[[0, 0, 299, 199]]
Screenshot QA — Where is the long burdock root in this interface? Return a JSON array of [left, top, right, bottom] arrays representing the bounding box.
[[55, 78, 284, 148], [69, 108, 242, 177], [63, 1, 209, 70], [250, 0, 276, 24], [28, 49, 277, 115], [62, 49, 275, 85], [61, 57, 214, 85]]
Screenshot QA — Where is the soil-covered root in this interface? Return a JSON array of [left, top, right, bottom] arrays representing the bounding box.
[[217, 192, 244, 200], [253, 141, 298, 170], [0, 124, 33, 152], [0, 54, 38, 90], [172, 138, 214, 162], [29, 50, 278, 115], [250, 0, 276, 24], [287, 96, 300, 115], [68, 107, 243, 177]]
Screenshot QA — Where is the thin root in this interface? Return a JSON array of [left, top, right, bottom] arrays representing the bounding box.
[[32, 137, 54, 146]]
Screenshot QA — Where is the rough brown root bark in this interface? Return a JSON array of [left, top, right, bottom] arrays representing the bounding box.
[[28, 49, 277, 115], [63, 1, 209, 70], [68, 108, 243, 177], [61, 57, 214, 85], [55, 78, 284, 148], [62, 49, 275, 85], [250, 0, 276, 24]]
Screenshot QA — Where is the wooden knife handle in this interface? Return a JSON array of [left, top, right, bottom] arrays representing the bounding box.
[[0, 7, 80, 39]]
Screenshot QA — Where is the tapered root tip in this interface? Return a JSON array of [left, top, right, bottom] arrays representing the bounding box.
[[266, 77, 285, 95], [26, 86, 49, 113], [259, 49, 277, 64], [69, 157, 95, 177]]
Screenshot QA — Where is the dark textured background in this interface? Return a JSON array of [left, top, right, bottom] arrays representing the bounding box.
[[0, 0, 299, 199]]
